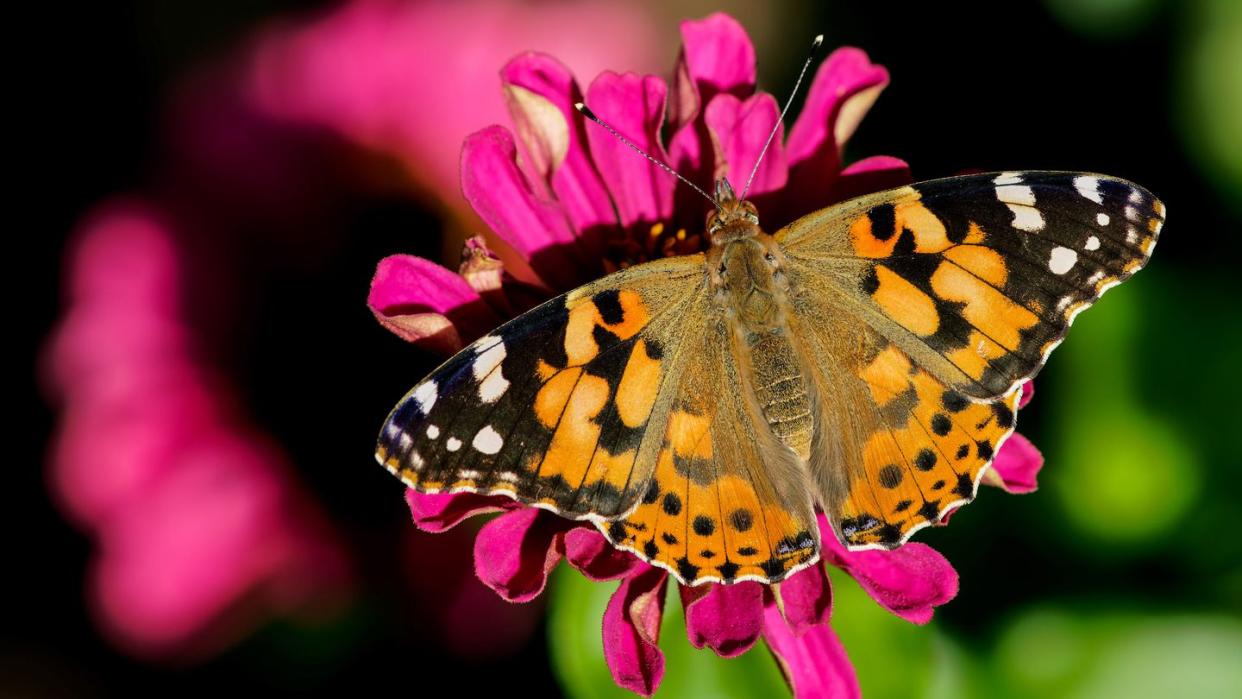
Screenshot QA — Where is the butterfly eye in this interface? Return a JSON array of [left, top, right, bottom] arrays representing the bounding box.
[[718, 262, 727, 275], [764, 252, 776, 264]]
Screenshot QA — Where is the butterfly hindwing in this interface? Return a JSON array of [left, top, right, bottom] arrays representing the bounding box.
[[777, 171, 1162, 548], [598, 312, 821, 585]]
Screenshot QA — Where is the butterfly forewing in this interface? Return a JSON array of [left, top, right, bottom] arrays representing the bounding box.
[[776, 171, 1162, 547]]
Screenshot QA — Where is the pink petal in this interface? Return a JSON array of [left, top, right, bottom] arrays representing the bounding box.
[[820, 519, 958, 625], [563, 527, 643, 581], [404, 489, 516, 533], [472, 508, 568, 603], [584, 71, 675, 233], [680, 581, 764, 657], [1018, 380, 1035, 409], [775, 563, 833, 636], [672, 12, 756, 122], [824, 155, 913, 206], [762, 602, 861, 699], [603, 566, 668, 696], [460, 125, 592, 290], [501, 52, 615, 262], [667, 12, 757, 226], [367, 254, 501, 351], [703, 92, 788, 200], [987, 432, 1044, 494], [784, 48, 890, 215]]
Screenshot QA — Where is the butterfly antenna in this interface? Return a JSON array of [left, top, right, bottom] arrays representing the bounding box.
[[575, 102, 719, 210], [740, 34, 824, 201]]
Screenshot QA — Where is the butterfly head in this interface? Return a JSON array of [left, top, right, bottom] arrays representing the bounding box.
[[707, 178, 761, 245]]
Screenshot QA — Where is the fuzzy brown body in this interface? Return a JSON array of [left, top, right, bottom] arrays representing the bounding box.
[[707, 209, 816, 462]]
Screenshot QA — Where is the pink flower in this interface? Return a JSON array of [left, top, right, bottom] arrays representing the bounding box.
[[46, 203, 350, 657], [371, 12, 1046, 697], [244, 0, 663, 213]]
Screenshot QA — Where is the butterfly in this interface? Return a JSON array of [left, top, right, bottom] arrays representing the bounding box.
[[375, 169, 1163, 586]]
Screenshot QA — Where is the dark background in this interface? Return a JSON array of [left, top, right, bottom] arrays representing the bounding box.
[[15, 1, 1240, 696]]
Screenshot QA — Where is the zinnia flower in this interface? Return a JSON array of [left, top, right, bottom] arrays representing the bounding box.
[[46, 202, 350, 657], [369, 12, 1045, 697]]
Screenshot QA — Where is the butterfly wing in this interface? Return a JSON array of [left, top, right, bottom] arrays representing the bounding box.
[[377, 255, 821, 584], [776, 171, 1163, 548]]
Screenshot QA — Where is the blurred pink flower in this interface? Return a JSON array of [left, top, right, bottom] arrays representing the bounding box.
[[46, 203, 350, 657], [366, 12, 1049, 696], [244, 0, 663, 211]]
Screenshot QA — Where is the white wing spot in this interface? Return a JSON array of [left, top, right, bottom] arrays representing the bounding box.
[[1124, 205, 1139, 222], [996, 184, 1036, 205], [1049, 246, 1078, 275], [446, 437, 462, 452], [1129, 188, 1143, 204], [1126, 227, 1139, 244], [410, 451, 425, 469], [1085, 235, 1101, 251], [1074, 176, 1103, 204], [497, 471, 520, 483], [993, 172, 1024, 185], [1096, 212, 1110, 226], [472, 425, 504, 455], [996, 185, 1043, 231], [426, 425, 440, 439], [414, 381, 438, 414], [473, 339, 510, 403], [457, 470, 482, 480]]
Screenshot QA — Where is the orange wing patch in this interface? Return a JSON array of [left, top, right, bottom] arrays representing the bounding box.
[[832, 340, 1020, 548], [600, 398, 819, 585]]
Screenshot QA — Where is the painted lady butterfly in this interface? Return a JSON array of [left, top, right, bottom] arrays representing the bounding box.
[[375, 163, 1163, 586]]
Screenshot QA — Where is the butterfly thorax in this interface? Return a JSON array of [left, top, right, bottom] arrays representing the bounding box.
[[706, 182, 815, 460]]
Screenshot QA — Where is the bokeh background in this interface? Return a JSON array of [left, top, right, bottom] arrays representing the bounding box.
[[15, 0, 1242, 696]]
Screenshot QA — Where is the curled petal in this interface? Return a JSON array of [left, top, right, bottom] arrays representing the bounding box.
[[472, 508, 569, 603], [563, 527, 643, 581], [501, 53, 615, 257], [668, 12, 756, 221], [584, 71, 675, 232], [784, 48, 890, 215], [603, 566, 668, 696], [1018, 380, 1035, 409], [461, 125, 590, 290], [774, 563, 833, 636], [672, 12, 756, 125], [368, 254, 500, 351], [404, 489, 515, 533], [762, 602, 861, 699], [825, 155, 912, 206], [680, 581, 764, 658], [704, 93, 788, 199], [985, 432, 1044, 494], [819, 517, 957, 624]]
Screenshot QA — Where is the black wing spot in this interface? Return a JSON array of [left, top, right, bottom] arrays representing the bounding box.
[[662, 492, 683, 516], [737, 546, 759, 556], [977, 440, 994, 460], [878, 464, 904, 488], [692, 515, 716, 536], [661, 532, 679, 545], [729, 508, 754, 532], [870, 204, 897, 241], [952, 473, 974, 498], [942, 390, 969, 412], [918, 500, 942, 522], [643, 540, 659, 559], [931, 413, 953, 436], [894, 499, 913, 513], [593, 289, 625, 325], [992, 402, 1015, 429], [955, 444, 970, 460], [915, 448, 937, 471]]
